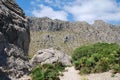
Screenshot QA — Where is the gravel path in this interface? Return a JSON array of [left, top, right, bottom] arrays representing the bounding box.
[[86, 71, 120, 80], [59, 66, 120, 80], [59, 66, 81, 80]]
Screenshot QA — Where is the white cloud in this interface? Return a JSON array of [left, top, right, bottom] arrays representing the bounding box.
[[30, 0, 120, 24], [32, 4, 68, 21], [64, 0, 120, 23]]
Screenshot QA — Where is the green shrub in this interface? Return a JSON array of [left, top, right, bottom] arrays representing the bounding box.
[[31, 62, 65, 80], [72, 43, 120, 74]]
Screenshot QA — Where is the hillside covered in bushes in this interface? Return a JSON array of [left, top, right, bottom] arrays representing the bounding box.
[[72, 43, 120, 74]]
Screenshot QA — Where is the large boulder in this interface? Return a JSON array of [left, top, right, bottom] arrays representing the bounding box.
[[30, 48, 72, 66], [0, 0, 30, 79]]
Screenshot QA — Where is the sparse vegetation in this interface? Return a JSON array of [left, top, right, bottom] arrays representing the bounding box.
[[72, 43, 120, 74], [31, 62, 65, 80], [29, 31, 93, 57]]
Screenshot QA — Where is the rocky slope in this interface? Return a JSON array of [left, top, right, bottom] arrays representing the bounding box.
[[29, 17, 69, 31], [0, 0, 30, 79], [28, 17, 120, 55]]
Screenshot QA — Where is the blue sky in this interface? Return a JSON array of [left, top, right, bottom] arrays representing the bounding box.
[[16, 0, 120, 25]]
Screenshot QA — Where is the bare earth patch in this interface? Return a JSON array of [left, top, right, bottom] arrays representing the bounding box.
[[59, 66, 120, 80], [59, 66, 81, 80], [86, 71, 120, 80]]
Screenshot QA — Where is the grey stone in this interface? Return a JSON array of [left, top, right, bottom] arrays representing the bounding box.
[[0, 0, 30, 79], [30, 48, 72, 67], [29, 17, 69, 31], [18, 75, 31, 80], [29, 17, 120, 44]]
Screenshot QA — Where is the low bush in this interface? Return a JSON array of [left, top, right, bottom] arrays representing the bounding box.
[[31, 62, 65, 80], [72, 43, 120, 74]]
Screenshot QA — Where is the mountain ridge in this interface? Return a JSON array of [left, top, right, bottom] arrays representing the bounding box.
[[29, 17, 120, 31], [28, 17, 120, 55]]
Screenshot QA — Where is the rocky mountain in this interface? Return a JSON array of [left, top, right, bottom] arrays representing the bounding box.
[[1, 0, 120, 80], [28, 17, 120, 55], [29, 17, 70, 31], [29, 17, 120, 32], [0, 0, 30, 79], [29, 17, 120, 43]]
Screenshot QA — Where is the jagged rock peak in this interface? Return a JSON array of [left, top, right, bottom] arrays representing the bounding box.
[[29, 17, 70, 31], [93, 20, 107, 25], [29, 17, 120, 31], [29, 17, 120, 44]]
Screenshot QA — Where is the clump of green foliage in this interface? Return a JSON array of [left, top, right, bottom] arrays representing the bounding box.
[[72, 43, 120, 74], [31, 62, 65, 80]]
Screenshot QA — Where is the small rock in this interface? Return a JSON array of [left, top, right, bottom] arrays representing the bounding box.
[[18, 75, 31, 80]]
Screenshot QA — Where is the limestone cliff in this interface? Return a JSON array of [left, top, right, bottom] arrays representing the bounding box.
[[0, 0, 30, 79], [29, 17, 120, 55], [29, 17, 120, 44]]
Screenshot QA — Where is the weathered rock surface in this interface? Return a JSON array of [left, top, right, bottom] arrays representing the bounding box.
[[18, 75, 32, 80], [29, 17, 120, 56], [30, 48, 72, 66], [0, 0, 30, 79], [29, 17, 69, 31], [29, 17, 120, 44]]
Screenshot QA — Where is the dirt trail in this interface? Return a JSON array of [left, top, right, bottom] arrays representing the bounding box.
[[59, 66, 120, 80], [59, 66, 81, 80]]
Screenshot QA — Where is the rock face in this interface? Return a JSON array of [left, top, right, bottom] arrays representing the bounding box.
[[0, 0, 30, 79], [30, 48, 72, 66], [29, 17, 69, 31], [29, 17, 120, 44], [29, 17, 120, 55]]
